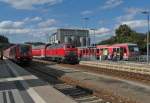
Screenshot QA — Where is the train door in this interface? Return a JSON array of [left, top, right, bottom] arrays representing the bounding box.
[[96, 49, 100, 60], [121, 47, 128, 60], [102, 48, 108, 60], [112, 47, 121, 61]]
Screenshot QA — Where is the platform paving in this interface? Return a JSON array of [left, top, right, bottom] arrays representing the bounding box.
[[47, 64, 150, 103], [0, 59, 77, 103]]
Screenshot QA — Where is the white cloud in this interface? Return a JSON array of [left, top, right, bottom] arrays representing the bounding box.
[[116, 7, 144, 22], [0, 27, 57, 37], [126, 7, 144, 14], [102, 0, 123, 9], [116, 14, 134, 22], [0, 17, 43, 29], [38, 19, 57, 28], [0, 20, 24, 29], [95, 27, 111, 34], [81, 10, 92, 15], [0, 18, 57, 40], [0, 0, 62, 10], [120, 20, 147, 28], [90, 27, 112, 43], [90, 28, 111, 35], [24, 17, 42, 22]]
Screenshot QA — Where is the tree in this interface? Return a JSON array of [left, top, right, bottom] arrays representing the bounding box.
[[0, 35, 9, 43], [0, 35, 10, 50], [115, 24, 138, 43], [98, 24, 147, 52]]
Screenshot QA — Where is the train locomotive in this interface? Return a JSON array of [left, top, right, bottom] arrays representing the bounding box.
[[32, 43, 79, 64], [3, 44, 32, 63]]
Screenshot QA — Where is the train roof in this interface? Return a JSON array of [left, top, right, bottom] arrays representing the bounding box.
[[112, 43, 137, 46], [97, 43, 137, 47], [96, 45, 109, 48], [32, 45, 46, 49], [46, 43, 73, 48], [77, 46, 96, 49]]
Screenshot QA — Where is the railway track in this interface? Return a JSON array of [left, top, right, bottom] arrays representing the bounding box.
[[33, 59, 150, 86], [22, 64, 110, 103]]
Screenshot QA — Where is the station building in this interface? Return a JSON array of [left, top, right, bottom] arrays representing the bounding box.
[[49, 28, 90, 47]]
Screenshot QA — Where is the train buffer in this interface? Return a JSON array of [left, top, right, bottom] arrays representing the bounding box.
[[0, 59, 77, 103]]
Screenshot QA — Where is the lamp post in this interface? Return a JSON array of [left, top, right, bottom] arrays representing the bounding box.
[[90, 29, 96, 47], [142, 11, 150, 63], [82, 17, 89, 47]]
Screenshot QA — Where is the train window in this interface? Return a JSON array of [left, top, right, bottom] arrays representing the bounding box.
[[92, 49, 94, 53], [113, 48, 116, 52], [128, 45, 139, 52], [123, 48, 127, 53], [116, 48, 120, 53], [66, 45, 70, 48], [86, 49, 88, 53], [19, 45, 30, 53], [13, 47, 16, 54], [83, 49, 85, 53], [72, 45, 75, 48], [96, 49, 99, 53]]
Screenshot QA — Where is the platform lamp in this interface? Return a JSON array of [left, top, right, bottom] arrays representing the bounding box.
[[90, 29, 96, 47], [142, 11, 150, 63], [82, 17, 90, 47]]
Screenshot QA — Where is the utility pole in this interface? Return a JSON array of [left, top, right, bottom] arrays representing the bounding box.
[[142, 11, 150, 63]]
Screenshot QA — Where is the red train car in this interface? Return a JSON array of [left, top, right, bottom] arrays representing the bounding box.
[[111, 43, 140, 60], [96, 43, 140, 60], [32, 45, 46, 58], [3, 44, 32, 63], [45, 43, 78, 64], [77, 46, 97, 60], [77, 43, 140, 61], [32, 43, 79, 64]]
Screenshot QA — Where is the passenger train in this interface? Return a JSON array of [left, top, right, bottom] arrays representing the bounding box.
[[3, 44, 32, 63], [78, 43, 140, 61], [32, 43, 140, 63], [32, 43, 79, 64]]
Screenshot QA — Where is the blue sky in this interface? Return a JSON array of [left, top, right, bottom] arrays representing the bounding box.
[[0, 0, 149, 43]]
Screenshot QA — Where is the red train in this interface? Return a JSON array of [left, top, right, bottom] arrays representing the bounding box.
[[3, 44, 32, 63], [32, 43, 79, 64], [78, 43, 140, 61], [32, 43, 140, 63]]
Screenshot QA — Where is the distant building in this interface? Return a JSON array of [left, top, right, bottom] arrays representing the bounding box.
[[49, 28, 90, 47]]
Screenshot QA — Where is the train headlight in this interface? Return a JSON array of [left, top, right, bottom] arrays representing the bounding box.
[[17, 56, 20, 59]]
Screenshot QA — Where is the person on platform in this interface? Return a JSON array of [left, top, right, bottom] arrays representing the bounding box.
[[0, 49, 3, 60], [103, 49, 108, 60]]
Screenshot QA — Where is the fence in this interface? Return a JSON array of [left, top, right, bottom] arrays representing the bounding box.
[[80, 60, 150, 75]]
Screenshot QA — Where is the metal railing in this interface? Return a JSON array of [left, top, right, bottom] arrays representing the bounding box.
[[80, 60, 150, 75], [79, 55, 150, 63]]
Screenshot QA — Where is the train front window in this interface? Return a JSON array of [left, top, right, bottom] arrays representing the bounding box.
[[66, 45, 71, 48], [128, 45, 139, 52], [19, 45, 30, 53], [72, 45, 75, 48]]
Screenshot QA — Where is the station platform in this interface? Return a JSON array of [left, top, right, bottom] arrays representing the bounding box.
[[45, 64, 150, 103], [0, 59, 77, 103]]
